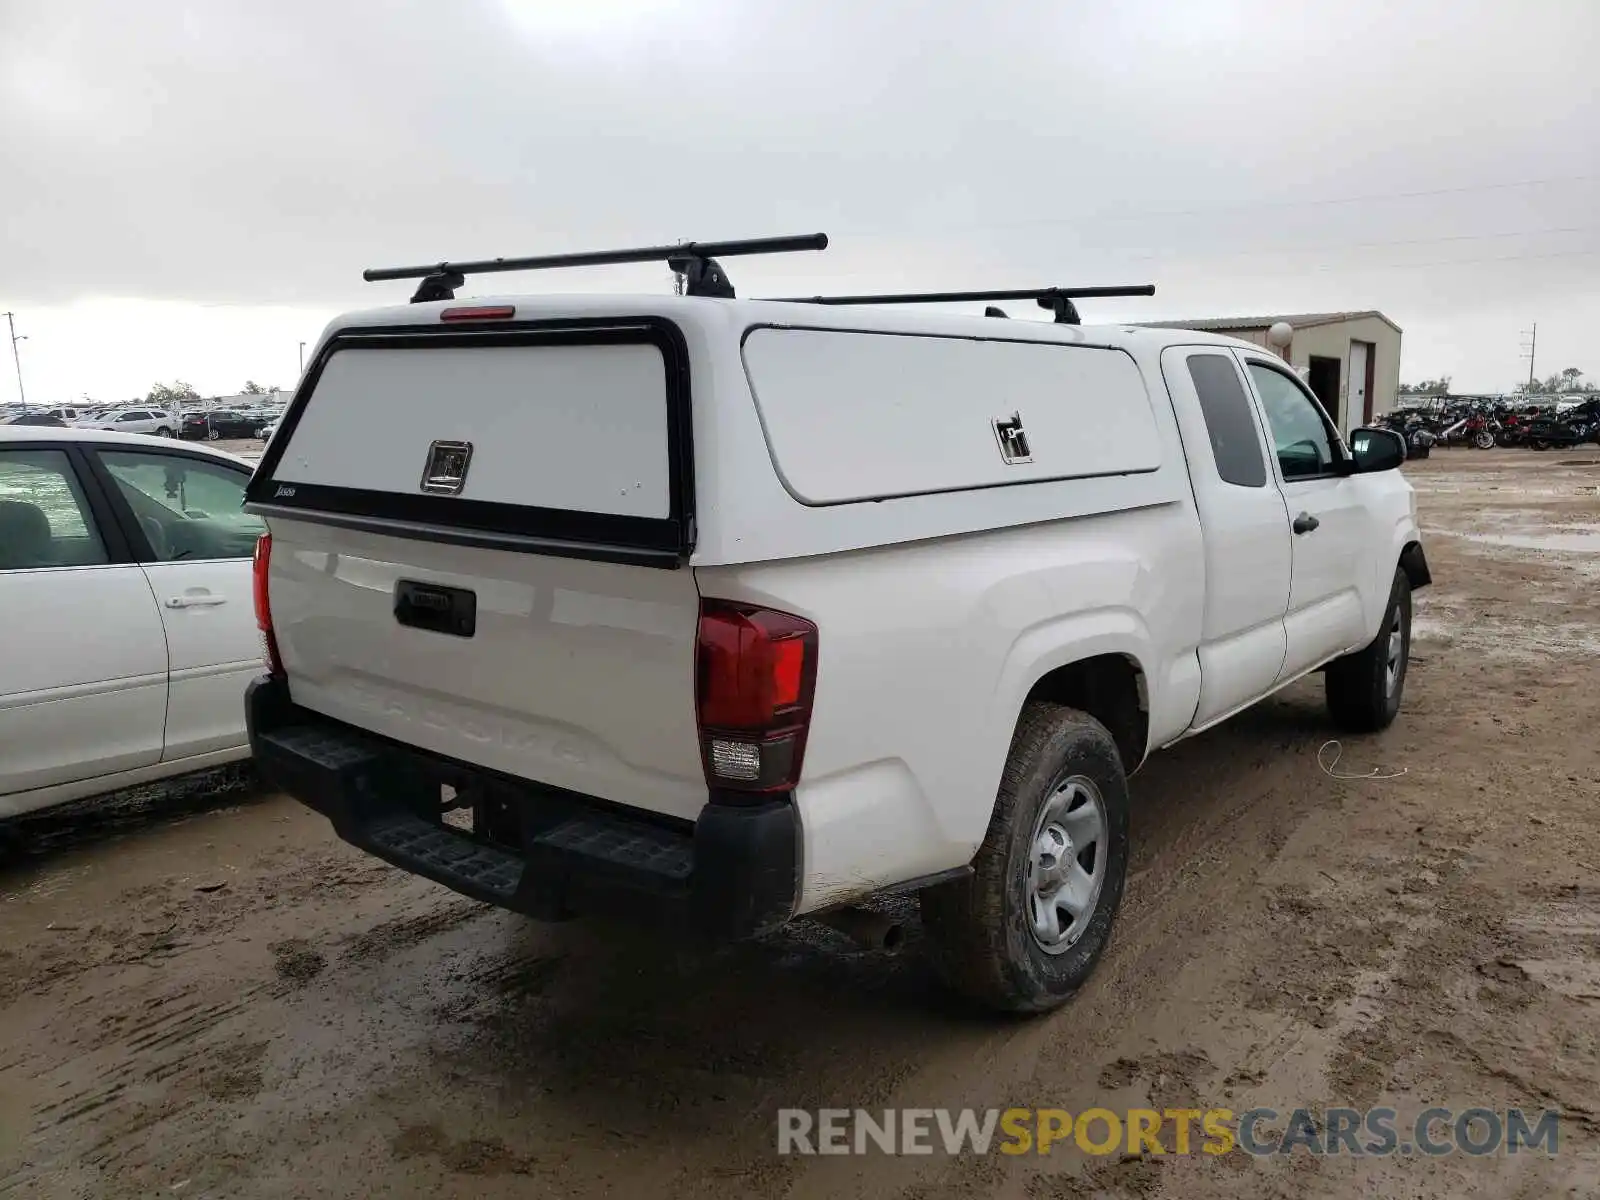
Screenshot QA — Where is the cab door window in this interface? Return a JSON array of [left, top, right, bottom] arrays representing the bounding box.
[[1247, 363, 1341, 480]]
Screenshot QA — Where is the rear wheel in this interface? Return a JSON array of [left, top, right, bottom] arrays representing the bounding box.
[[1325, 567, 1411, 732], [1473, 430, 1496, 449], [921, 703, 1130, 1013], [208, 428, 222, 441], [155, 426, 173, 438]]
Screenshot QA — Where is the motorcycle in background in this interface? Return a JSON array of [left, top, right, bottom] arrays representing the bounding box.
[[1374, 413, 1435, 459], [1524, 400, 1600, 450], [1496, 411, 1532, 447], [1436, 408, 1499, 449]]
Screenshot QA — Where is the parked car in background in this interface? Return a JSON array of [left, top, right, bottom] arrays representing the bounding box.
[[180, 409, 261, 441], [0, 426, 266, 818], [39, 407, 90, 426], [1, 413, 68, 427], [255, 419, 279, 442], [79, 407, 177, 437]]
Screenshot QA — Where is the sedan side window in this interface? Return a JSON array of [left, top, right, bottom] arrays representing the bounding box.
[[1248, 363, 1339, 480], [0, 449, 110, 570], [98, 450, 265, 562]]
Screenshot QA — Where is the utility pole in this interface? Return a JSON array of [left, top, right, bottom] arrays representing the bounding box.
[[1520, 323, 1538, 391], [3, 311, 25, 411]]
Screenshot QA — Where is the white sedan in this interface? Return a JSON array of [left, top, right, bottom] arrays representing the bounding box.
[[0, 426, 266, 817]]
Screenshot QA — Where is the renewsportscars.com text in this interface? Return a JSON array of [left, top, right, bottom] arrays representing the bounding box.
[[777, 1106, 1561, 1158]]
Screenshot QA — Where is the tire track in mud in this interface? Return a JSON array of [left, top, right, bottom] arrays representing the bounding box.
[[336, 896, 489, 966], [31, 985, 273, 1127]]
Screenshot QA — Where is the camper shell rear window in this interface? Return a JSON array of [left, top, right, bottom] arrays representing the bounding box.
[[243, 318, 695, 568]]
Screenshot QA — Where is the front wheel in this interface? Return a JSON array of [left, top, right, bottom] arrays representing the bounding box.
[[154, 426, 173, 438], [1325, 567, 1411, 732], [921, 703, 1130, 1013]]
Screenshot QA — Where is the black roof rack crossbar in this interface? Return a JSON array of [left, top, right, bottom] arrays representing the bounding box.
[[364, 233, 830, 303], [765, 284, 1156, 325]]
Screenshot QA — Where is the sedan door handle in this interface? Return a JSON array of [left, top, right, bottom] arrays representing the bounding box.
[[166, 594, 228, 608], [1292, 512, 1321, 535]]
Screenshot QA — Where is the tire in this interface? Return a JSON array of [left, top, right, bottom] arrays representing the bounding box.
[[921, 702, 1130, 1014], [208, 428, 222, 441], [1325, 567, 1411, 733], [1473, 430, 1495, 449], [155, 426, 173, 438]]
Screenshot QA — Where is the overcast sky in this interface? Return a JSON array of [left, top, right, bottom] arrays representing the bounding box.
[[3, 0, 1598, 403]]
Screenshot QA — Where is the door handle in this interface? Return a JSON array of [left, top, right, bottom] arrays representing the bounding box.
[[166, 594, 228, 608], [1292, 512, 1321, 535]]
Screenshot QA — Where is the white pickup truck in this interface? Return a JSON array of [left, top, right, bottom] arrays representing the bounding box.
[[243, 253, 1428, 1013]]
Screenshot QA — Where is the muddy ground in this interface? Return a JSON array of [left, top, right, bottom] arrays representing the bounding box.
[[3, 448, 1597, 1199]]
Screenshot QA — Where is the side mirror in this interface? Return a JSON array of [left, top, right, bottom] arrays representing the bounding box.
[[1348, 427, 1406, 472]]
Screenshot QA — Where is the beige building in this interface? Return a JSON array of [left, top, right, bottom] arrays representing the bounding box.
[[1146, 311, 1402, 439]]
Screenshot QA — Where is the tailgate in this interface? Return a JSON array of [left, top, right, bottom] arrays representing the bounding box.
[[244, 317, 706, 820]]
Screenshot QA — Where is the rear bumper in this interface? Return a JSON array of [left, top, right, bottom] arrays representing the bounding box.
[[245, 676, 798, 939]]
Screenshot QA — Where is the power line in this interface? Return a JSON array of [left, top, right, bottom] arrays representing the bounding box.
[[1169, 245, 1600, 278], [835, 172, 1600, 240], [1085, 171, 1600, 222], [1105, 224, 1598, 264]]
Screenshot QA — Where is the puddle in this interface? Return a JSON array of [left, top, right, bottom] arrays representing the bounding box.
[[1413, 591, 1600, 661], [1412, 614, 1600, 661], [1423, 525, 1600, 554], [1452, 529, 1600, 553]]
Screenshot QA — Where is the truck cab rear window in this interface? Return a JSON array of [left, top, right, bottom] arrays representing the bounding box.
[[1187, 354, 1268, 488]]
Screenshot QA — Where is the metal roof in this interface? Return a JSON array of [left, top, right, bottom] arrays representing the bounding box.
[[1139, 310, 1402, 335]]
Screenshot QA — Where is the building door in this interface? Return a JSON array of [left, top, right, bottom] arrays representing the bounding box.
[[1360, 340, 1377, 425], [1347, 341, 1370, 437], [1308, 357, 1341, 426]]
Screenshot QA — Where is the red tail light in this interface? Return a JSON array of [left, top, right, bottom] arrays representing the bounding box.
[[440, 305, 516, 322], [695, 600, 818, 794], [252, 533, 285, 677]]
